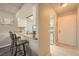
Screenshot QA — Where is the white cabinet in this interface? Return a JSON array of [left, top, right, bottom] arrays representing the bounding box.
[[17, 17, 27, 27], [16, 4, 33, 27]]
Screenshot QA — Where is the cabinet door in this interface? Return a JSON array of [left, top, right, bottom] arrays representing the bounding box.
[[17, 18, 26, 27]]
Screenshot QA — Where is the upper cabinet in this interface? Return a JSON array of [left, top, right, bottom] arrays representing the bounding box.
[[17, 17, 27, 27], [16, 4, 33, 27]]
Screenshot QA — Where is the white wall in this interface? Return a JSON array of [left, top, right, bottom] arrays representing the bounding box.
[[58, 11, 77, 46], [0, 10, 17, 47], [37, 4, 57, 55]]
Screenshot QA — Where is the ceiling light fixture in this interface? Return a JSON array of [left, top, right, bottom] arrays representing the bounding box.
[[59, 3, 67, 7]]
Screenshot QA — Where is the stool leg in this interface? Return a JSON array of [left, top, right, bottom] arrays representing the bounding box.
[[14, 46, 17, 56], [18, 46, 22, 54], [11, 46, 13, 55], [10, 42, 14, 55], [23, 44, 26, 56]]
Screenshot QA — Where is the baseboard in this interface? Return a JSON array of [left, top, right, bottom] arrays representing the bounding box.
[[56, 42, 76, 48], [0, 44, 10, 48]]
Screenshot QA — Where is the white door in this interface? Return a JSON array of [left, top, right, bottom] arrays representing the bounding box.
[[58, 14, 76, 46]]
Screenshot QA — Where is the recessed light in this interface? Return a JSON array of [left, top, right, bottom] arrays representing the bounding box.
[[59, 3, 67, 7]]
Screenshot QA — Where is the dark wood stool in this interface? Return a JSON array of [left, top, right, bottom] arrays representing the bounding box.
[[9, 32, 29, 56]]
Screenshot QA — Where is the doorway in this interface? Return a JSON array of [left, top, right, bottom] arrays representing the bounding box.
[[50, 16, 55, 54], [58, 13, 76, 46], [50, 16, 55, 45]]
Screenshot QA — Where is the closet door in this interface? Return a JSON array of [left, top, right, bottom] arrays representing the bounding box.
[[58, 13, 76, 46]]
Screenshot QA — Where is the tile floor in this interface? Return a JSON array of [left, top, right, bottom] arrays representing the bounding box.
[[50, 44, 79, 56]]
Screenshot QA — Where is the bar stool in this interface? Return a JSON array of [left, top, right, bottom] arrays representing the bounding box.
[[9, 32, 29, 56]]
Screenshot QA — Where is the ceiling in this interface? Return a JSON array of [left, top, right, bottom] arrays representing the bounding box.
[[0, 3, 78, 15], [0, 3, 23, 14], [51, 3, 79, 15]]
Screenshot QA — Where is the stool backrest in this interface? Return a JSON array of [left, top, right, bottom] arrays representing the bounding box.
[[9, 32, 14, 40], [9, 31, 17, 46]]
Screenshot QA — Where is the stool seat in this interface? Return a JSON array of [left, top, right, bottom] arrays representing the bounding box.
[[17, 40, 29, 46]]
